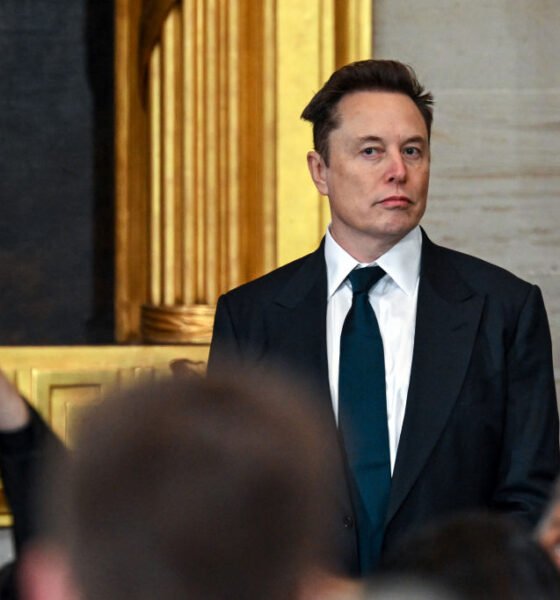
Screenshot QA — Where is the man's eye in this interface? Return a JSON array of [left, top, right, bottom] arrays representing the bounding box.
[[403, 146, 421, 157], [362, 147, 380, 156]]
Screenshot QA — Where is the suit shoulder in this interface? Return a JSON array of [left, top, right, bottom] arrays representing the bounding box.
[[218, 250, 320, 305], [434, 243, 534, 298]]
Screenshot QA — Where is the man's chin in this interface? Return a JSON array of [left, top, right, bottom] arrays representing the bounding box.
[[374, 221, 418, 240]]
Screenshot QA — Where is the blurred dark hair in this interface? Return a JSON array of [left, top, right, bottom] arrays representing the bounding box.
[[301, 59, 434, 165], [43, 369, 336, 600], [379, 512, 560, 600]]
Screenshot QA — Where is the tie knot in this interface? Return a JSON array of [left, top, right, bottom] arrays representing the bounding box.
[[348, 266, 385, 295]]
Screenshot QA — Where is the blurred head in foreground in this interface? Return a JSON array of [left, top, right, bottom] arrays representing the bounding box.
[[379, 512, 560, 600], [21, 369, 335, 600]]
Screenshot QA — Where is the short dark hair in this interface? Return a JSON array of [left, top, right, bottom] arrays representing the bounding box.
[[301, 59, 434, 164], [380, 512, 560, 600], [44, 371, 335, 600]]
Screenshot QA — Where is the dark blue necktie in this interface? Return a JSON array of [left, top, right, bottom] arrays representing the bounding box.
[[338, 266, 391, 574]]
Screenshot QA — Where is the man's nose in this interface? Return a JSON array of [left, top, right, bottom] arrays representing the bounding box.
[[385, 151, 406, 184]]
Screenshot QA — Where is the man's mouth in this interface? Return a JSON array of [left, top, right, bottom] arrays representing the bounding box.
[[378, 195, 412, 208]]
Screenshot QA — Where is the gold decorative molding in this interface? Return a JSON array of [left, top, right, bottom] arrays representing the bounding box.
[[334, 0, 373, 68], [0, 345, 209, 526], [139, 0, 177, 79], [116, 0, 149, 342], [141, 303, 214, 343], [116, 0, 372, 343]]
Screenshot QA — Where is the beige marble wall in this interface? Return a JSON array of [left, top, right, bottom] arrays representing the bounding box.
[[374, 0, 560, 395]]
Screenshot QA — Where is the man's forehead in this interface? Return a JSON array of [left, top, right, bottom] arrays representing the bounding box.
[[335, 90, 424, 119], [332, 90, 428, 137]]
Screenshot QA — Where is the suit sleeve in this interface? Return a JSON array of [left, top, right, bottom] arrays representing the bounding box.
[[493, 285, 560, 525], [207, 294, 241, 376]]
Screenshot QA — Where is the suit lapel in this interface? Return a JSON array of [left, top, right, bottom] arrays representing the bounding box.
[[267, 235, 486, 527], [272, 243, 355, 515], [386, 234, 485, 525], [271, 242, 331, 410]]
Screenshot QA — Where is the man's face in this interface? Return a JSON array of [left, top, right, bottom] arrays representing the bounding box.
[[307, 91, 430, 261]]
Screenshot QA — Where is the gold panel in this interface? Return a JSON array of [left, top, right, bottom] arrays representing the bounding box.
[[116, 0, 372, 343], [32, 369, 118, 445], [276, 0, 332, 265], [0, 345, 209, 526], [276, 0, 372, 264]]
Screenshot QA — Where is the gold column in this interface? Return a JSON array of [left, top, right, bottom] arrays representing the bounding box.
[[116, 0, 372, 344], [140, 0, 251, 343]]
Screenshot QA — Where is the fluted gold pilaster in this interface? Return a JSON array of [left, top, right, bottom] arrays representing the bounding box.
[[335, 0, 373, 68], [142, 0, 251, 343]]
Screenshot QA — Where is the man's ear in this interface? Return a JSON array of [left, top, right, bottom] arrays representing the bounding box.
[[306, 151, 329, 196], [19, 543, 81, 600]]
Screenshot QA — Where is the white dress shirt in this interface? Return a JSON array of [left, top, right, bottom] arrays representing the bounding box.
[[325, 226, 422, 473]]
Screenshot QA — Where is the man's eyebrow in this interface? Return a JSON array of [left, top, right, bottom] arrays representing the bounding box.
[[354, 135, 428, 145], [403, 135, 428, 145], [356, 135, 384, 144]]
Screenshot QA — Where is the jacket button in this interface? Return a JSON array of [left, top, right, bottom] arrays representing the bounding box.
[[343, 515, 354, 529]]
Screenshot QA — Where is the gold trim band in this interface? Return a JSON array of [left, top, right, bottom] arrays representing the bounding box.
[[141, 304, 215, 343]]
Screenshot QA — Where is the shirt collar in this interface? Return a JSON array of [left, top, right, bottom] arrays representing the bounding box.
[[324, 226, 422, 298]]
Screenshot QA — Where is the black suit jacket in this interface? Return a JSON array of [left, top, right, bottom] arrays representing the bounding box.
[[208, 230, 560, 575]]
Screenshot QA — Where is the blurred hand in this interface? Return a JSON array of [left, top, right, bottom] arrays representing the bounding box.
[[0, 370, 30, 431]]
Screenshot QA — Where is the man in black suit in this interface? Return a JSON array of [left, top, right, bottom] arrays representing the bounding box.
[[208, 59, 560, 576]]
